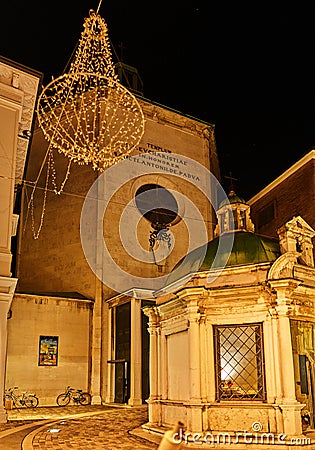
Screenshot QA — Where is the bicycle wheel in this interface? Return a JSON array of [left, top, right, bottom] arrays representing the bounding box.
[[56, 393, 70, 406], [25, 395, 39, 408], [15, 398, 25, 408], [79, 392, 91, 406]]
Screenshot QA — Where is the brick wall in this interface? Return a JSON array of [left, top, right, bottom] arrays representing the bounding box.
[[250, 159, 315, 238]]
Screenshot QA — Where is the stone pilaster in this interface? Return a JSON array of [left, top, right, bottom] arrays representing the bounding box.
[[205, 318, 216, 402], [0, 277, 17, 423], [105, 306, 115, 403], [90, 279, 102, 405], [269, 279, 304, 437], [186, 298, 202, 432], [143, 306, 161, 424], [128, 298, 142, 406], [90, 174, 106, 405]]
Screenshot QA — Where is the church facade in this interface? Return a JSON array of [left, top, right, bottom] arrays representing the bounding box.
[[6, 94, 221, 408]]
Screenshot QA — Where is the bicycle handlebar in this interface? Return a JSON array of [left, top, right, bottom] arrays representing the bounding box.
[[6, 387, 37, 396], [6, 387, 18, 393], [65, 386, 76, 392]]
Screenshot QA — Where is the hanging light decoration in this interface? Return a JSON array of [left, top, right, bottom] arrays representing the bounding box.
[[36, 9, 145, 171]]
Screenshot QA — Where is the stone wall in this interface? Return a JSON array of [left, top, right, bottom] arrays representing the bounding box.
[[6, 293, 93, 406], [17, 99, 219, 301]]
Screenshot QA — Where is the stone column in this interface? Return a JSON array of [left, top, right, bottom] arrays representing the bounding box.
[[205, 318, 216, 402], [143, 306, 161, 424], [263, 315, 277, 404], [90, 278, 102, 404], [269, 280, 304, 437], [128, 298, 142, 406], [186, 298, 203, 432], [199, 313, 207, 403], [0, 77, 22, 423], [0, 278, 17, 423], [105, 306, 115, 403], [276, 311, 297, 403], [90, 174, 105, 405], [276, 308, 303, 435], [160, 331, 168, 401]]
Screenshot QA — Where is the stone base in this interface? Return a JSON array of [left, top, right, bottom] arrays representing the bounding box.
[[140, 422, 315, 449], [0, 406, 8, 423], [128, 397, 143, 406], [91, 395, 102, 405]]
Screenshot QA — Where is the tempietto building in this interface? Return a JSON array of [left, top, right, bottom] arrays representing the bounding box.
[[142, 191, 315, 446]]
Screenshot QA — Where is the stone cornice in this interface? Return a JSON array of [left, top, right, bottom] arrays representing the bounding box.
[[157, 296, 187, 320], [248, 149, 315, 204], [268, 252, 300, 280], [13, 292, 93, 304], [105, 288, 155, 308], [139, 98, 215, 137], [0, 60, 42, 185], [293, 265, 315, 287], [203, 283, 265, 303], [0, 277, 18, 312], [0, 276, 17, 297], [268, 278, 302, 307]]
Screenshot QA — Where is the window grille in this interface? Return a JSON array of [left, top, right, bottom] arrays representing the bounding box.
[[214, 323, 266, 400]]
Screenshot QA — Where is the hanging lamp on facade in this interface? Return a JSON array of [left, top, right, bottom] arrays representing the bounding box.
[[36, 9, 144, 171]]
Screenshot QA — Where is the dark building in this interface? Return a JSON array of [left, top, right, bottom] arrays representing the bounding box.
[[249, 149, 315, 242]]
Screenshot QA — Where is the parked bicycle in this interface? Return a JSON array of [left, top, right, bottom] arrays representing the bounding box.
[[56, 386, 91, 406], [4, 386, 39, 408]]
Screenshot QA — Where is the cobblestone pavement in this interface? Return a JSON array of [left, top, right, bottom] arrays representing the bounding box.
[[3, 406, 315, 449], [0, 405, 162, 449]]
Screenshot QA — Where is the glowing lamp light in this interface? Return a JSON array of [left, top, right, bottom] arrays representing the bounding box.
[[220, 363, 236, 380]]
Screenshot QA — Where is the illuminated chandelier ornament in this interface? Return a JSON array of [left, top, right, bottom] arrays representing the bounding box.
[[36, 9, 145, 171]]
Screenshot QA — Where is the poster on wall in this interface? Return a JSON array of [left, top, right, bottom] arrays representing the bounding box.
[[38, 335, 59, 366]]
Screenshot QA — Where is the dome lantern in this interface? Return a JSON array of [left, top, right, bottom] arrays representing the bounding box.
[[214, 190, 255, 236]]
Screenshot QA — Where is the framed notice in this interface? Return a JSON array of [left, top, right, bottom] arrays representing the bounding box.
[[38, 335, 59, 366]]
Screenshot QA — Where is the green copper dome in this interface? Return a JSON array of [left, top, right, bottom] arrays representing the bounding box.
[[219, 190, 247, 208], [200, 231, 280, 269], [165, 231, 280, 287]]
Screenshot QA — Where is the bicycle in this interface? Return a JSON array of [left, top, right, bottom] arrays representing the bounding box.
[[56, 386, 91, 406], [4, 386, 39, 408]]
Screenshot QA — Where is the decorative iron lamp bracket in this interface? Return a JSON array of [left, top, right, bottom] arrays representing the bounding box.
[[149, 223, 171, 250]]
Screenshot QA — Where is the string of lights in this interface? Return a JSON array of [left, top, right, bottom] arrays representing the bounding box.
[[22, 180, 215, 241], [36, 9, 144, 171], [27, 7, 145, 239], [27, 154, 50, 239]]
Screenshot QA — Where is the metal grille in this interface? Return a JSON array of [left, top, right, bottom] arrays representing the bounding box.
[[214, 324, 265, 400]]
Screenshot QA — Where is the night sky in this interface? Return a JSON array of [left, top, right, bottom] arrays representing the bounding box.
[[1, 1, 314, 199]]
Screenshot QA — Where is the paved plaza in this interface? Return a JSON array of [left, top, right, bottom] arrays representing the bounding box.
[[0, 404, 162, 449], [3, 405, 315, 449]]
